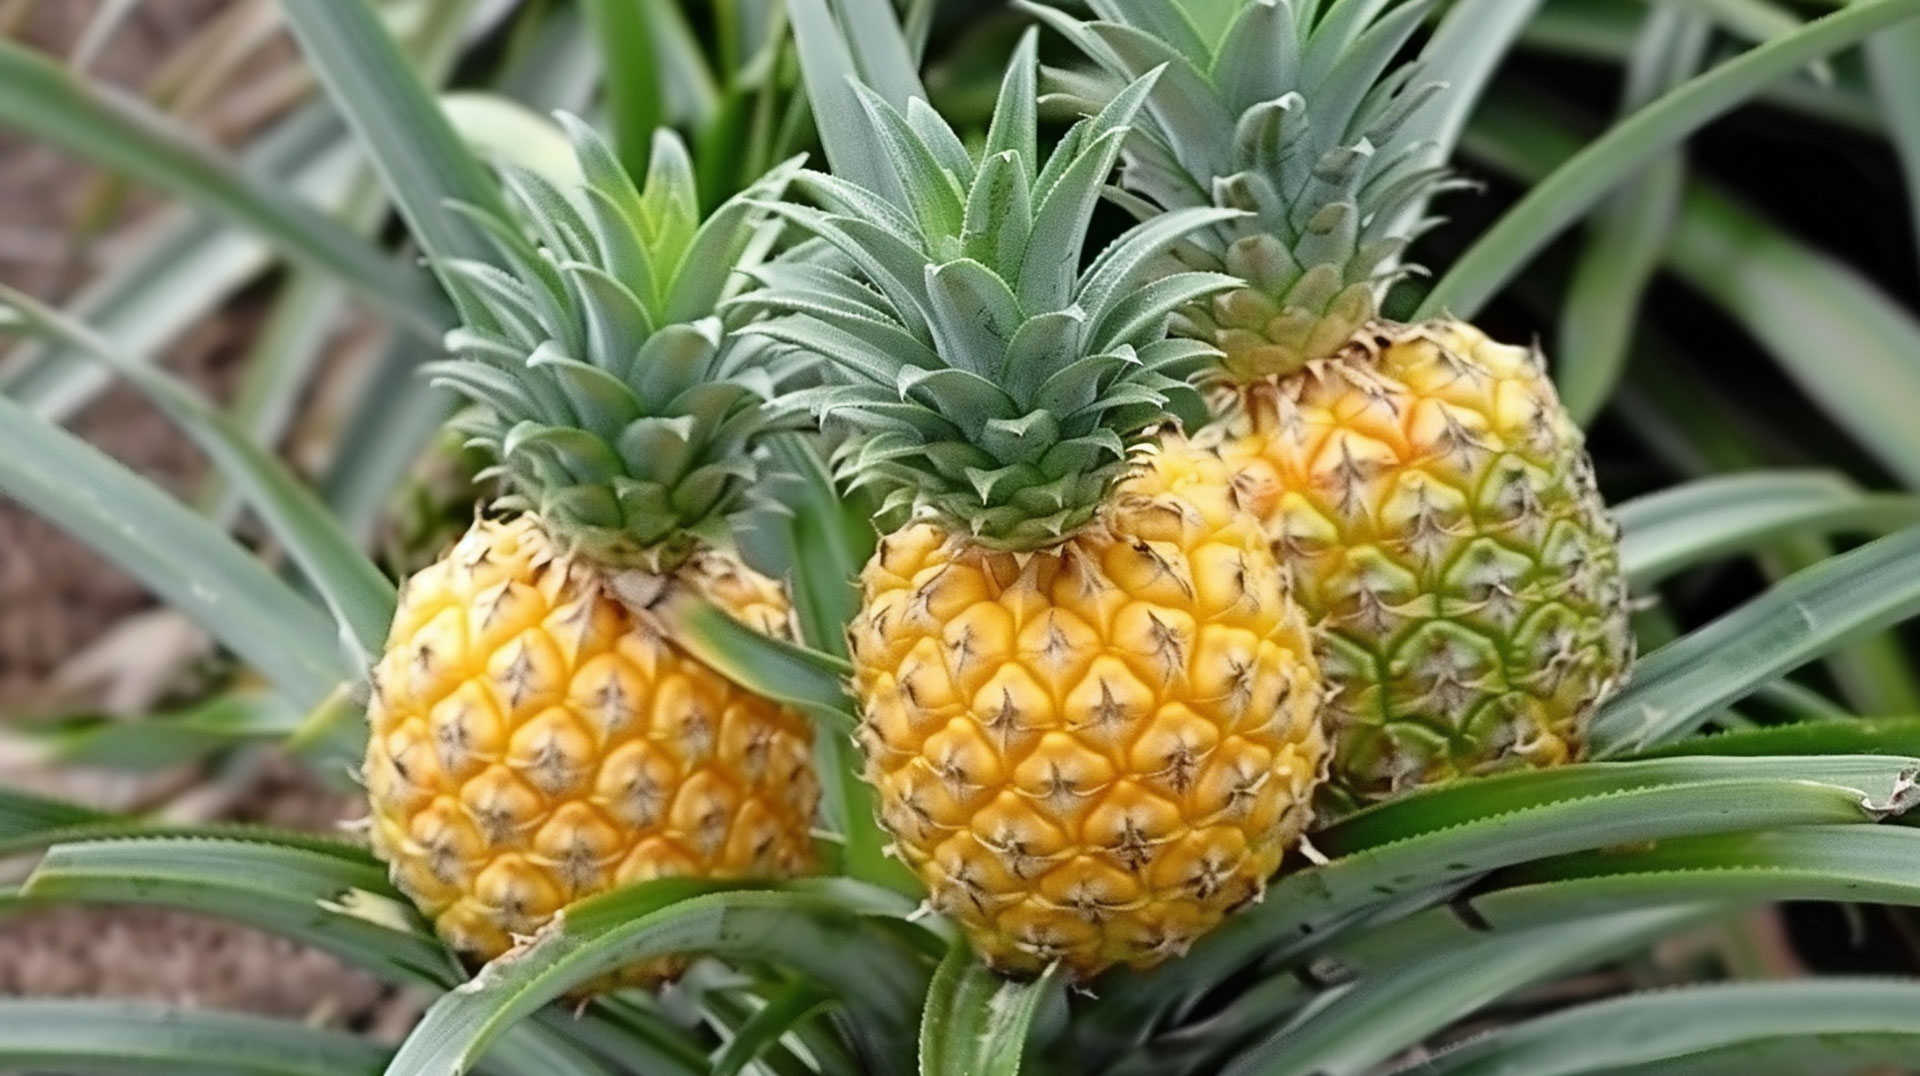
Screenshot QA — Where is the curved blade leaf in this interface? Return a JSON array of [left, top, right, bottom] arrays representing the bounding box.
[[0, 36, 445, 338], [0, 392, 344, 707], [1083, 753, 1915, 1051], [278, 0, 507, 326], [9, 689, 301, 772], [0, 284, 395, 662], [1617, 471, 1920, 586], [709, 982, 835, 1076], [1402, 978, 1920, 1076], [920, 944, 1060, 1076], [1219, 907, 1710, 1076], [1418, 0, 1920, 319], [0, 999, 388, 1076], [381, 879, 933, 1076], [1593, 524, 1920, 756], [655, 588, 858, 731], [1554, 8, 1705, 422], [20, 836, 463, 987]]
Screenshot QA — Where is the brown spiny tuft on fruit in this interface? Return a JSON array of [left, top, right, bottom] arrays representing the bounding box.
[[361, 119, 818, 987], [1035, 0, 1634, 814], [749, 34, 1326, 979], [365, 517, 815, 984]]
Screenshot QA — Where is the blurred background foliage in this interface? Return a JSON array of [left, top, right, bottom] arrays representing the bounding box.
[[2, 0, 1920, 1065]]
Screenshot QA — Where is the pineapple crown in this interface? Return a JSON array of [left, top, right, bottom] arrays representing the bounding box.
[[1027, 0, 1463, 379], [737, 32, 1244, 552], [429, 117, 804, 571]]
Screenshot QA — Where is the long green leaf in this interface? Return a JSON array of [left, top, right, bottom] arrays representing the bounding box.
[[21, 835, 463, 987], [0, 999, 388, 1076], [709, 982, 835, 1076], [580, 0, 662, 180], [1081, 753, 1913, 1059], [1220, 907, 1711, 1076], [200, 269, 354, 528], [0, 36, 445, 340], [1166, 825, 1920, 1074], [12, 689, 301, 771], [0, 285, 395, 661], [278, 0, 506, 317], [1518, 0, 1883, 130], [1466, 94, 1920, 491], [1381, 0, 1545, 240], [11, 836, 612, 1076], [382, 879, 933, 1076], [1554, 8, 1704, 422], [0, 816, 361, 863], [0, 787, 114, 852], [788, 0, 921, 200], [1616, 470, 1920, 586], [315, 0, 603, 540], [0, 392, 343, 706], [0, 105, 354, 421], [321, 340, 459, 546], [1592, 524, 1920, 755], [1866, 21, 1920, 265], [920, 945, 1059, 1076], [1328, 827, 1920, 982], [1666, 188, 1920, 490], [1402, 978, 1920, 1076], [205, 0, 482, 524], [1418, 0, 1920, 318], [736, 433, 906, 893], [1637, 715, 1920, 758], [656, 588, 858, 731]]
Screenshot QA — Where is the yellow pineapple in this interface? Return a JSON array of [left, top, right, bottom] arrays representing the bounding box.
[[366, 517, 814, 978], [361, 121, 819, 984], [1035, 0, 1634, 814], [745, 38, 1326, 979]]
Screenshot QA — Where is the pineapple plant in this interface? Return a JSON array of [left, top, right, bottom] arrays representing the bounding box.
[[1031, 0, 1636, 812], [361, 120, 819, 983], [742, 34, 1327, 980], [9, 1, 1920, 1074]]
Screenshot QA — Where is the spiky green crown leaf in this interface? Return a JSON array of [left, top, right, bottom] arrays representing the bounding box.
[[1029, 0, 1461, 380], [430, 117, 804, 570], [738, 33, 1242, 551]]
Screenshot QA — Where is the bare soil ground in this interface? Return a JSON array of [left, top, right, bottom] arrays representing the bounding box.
[[0, 1, 394, 1028]]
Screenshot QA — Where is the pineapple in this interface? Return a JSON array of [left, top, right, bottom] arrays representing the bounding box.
[[1033, 0, 1635, 813], [742, 37, 1327, 980], [361, 121, 819, 985]]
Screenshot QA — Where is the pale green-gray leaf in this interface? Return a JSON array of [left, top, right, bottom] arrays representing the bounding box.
[[0, 285, 394, 662], [381, 879, 933, 1076], [1617, 471, 1920, 586], [1419, 0, 1920, 319], [0, 999, 387, 1076], [1593, 525, 1920, 756], [0, 36, 444, 339], [0, 393, 343, 707], [1402, 978, 1920, 1076]]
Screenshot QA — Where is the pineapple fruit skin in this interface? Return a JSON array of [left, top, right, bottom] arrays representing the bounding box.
[[364, 516, 818, 986], [1205, 321, 1634, 814], [849, 450, 1326, 980]]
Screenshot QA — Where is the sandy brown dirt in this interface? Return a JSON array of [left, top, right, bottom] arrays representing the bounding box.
[[0, 2, 396, 1029], [0, 0, 245, 704]]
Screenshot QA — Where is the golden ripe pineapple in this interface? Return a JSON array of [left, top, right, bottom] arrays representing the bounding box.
[[745, 39, 1326, 979], [361, 121, 818, 985], [1035, 0, 1634, 813]]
